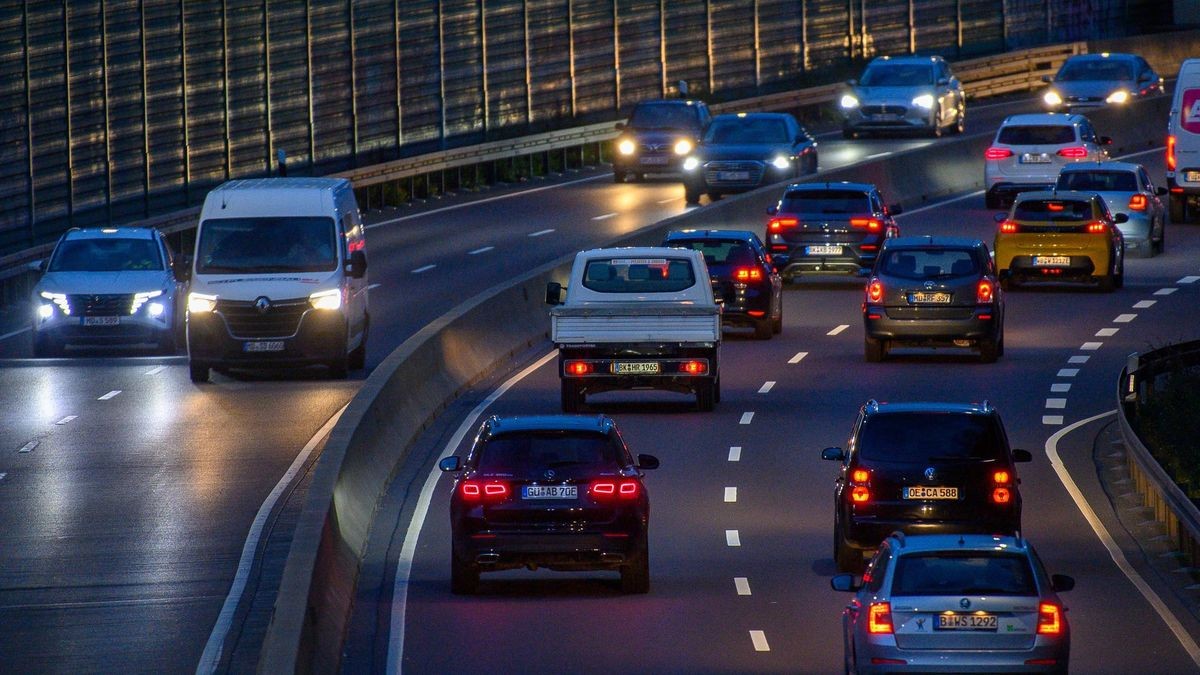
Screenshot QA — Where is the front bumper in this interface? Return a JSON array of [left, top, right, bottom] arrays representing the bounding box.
[[186, 309, 346, 367], [684, 162, 794, 195], [614, 152, 685, 174], [34, 313, 173, 348], [843, 106, 936, 133]]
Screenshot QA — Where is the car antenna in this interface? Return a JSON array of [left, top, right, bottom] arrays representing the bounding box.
[[958, 535, 966, 547]]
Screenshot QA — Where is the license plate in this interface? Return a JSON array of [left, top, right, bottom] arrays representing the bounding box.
[[1020, 153, 1051, 164], [904, 486, 959, 499], [612, 361, 660, 375], [715, 171, 751, 181], [243, 341, 285, 352], [639, 156, 669, 165], [522, 485, 578, 500], [909, 292, 951, 304], [1186, 170, 1200, 182], [82, 316, 120, 326], [1034, 255, 1071, 266], [936, 613, 998, 631], [870, 113, 898, 121], [805, 245, 842, 255]]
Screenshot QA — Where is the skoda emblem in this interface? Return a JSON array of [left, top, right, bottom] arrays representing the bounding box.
[[924, 466, 937, 480], [924, 281, 936, 290], [543, 469, 556, 481], [254, 296, 272, 314], [960, 598, 972, 610]]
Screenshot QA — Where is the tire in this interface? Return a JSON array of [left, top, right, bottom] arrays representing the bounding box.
[[189, 360, 210, 383], [695, 379, 715, 412], [348, 315, 369, 371], [450, 550, 480, 595], [1154, 221, 1165, 254], [928, 109, 943, 138], [834, 522, 864, 573], [1169, 193, 1185, 223], [707, 191, 723, 202], [753, 316, 773, 340], [327, 356, 349, 379], [979, 337, 999, 363], [561, 380, 583, 413], [1115, 259, 1125, 288], [842, 128, 856, 140], [613, 170, 626, 184], [620, 534, 650, 594], [999, 273, 1017, 292], [1097, 273, 1116, 292], [684, 185, 701, 205], [864, 337, 885, 363]]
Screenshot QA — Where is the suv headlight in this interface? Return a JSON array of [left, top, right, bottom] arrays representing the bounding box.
[[39, 291, 70, 316], [840, 94, 860, 109], [1106, 90, 1129, 104], [188, 292, 217, 313], [1043, 90, 1063, 106], [309, 288, 342, 311], [618, 139, 636, 155], [771, 156, 791, 170], [131, 290, 163, 314], [673, 139, 693, 155], [682, 156, 700, 171], [911, 94, 935, 109]]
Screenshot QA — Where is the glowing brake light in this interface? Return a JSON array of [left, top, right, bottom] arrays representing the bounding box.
[[992, 487, 1012, 503], [985, 147, 1013, 160], [1037, 603, 1064, 634], [1056, 146, 1088, 158], [681, 360, 708, 375], [460, 479, 510, 502], [868, 602, 893, 634], [1167, 135, 1177, 171], [976, 279, 994, 304], [851, 217, 882, 232], [850, 486, 870, 503], [1128, 194, 1147, 211], [993, 470, 1011, 484], [565, 361, 593, 376], [866, 279, 884, 303], [1086, 221, 1107, 234], [735, 267, 763, 282], [852, 469, 870, 483], [768, 217, 798, 232], [999, 220, 1019, 234], [1047, 202, 1065, 212], [590, 479, 640, 499]]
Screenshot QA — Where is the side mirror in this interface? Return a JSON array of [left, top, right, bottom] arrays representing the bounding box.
[[438, 456, 461, 472], [637, 454, 660, 470], [993, 212, 1008, 223], [1114, 213, 1130, 224], [937, 78, 949, 86], [1041, 74, 1053, 83], [545, 282, 563, 306], [173, 255, 192, 282], [888, 203, 903, 216], [766, 205, 778, 216], [846, 79, 857, 86], [1100, 136, 1113, 146], [1155, 186, 1167, 196], [346, 250, 368, 279], [831, 574, 861, 592], [614, 121, 626, 131], [35, 259, 48, 273], [1013, 449, 1033, 463], [1051, 574, 1075, 592], [821, 447, 845, 461]]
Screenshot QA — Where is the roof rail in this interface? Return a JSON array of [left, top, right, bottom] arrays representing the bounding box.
[[890, 530, 907, 547]]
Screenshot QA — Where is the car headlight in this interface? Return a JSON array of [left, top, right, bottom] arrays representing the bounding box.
[[187, 292, 217, 313], [673, 139, 693, 155], [618, 139, 636, 155], [771, 156, 791, 170], [682, 156, 700, 171], [39, 291, 70, 315], [840, 94, 860, 109], [1106, 90, 1129, 104], [911, 94, 935, 109], [131, 290, 163, 314], [1043, 90, 1063, 106], [37, 304, 54, 320], [309, 288, 342, 311], [147, 302, 165, 318]]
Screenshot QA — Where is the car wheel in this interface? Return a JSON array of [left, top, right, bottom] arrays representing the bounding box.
[[348, 314, 369, 371], [928, 109, 943, 138], [999, 273, 1017, 292], [189, 360, 210, 383], [1154, 221, 1165, 254], [561, 380, 583, 413], [979, 337, 1000, 363], [753, 315, 773, 340], [620, 534, 650, 594], [864, 337, 885, 363], [1097, 272, 1116, 292], [450, 549, 480, 595], [32, 333, 61, 358], [1169, 193, 1186, 223], [684, 185, 702, 205], [1115, 258, 1125, 288], [707, 191, 723, 202], [834, 522, 864, 573], [695, 379, 715, 412], [613, 170, 626, 184], [842, 128, 856, 140]]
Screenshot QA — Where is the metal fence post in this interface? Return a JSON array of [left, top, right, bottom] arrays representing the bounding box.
[[101, 2, 113, 225], [23, 0, 36, 242], [65, 0, 77, 222], [480, 0, 490, 138]]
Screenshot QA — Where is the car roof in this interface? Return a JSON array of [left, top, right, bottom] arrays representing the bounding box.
[[884, 235, 983, 249], [1000, 112, 1084, 126], [633, 99, 703, 107], [212, 177, 349, 193], [63, 227, 158, 241], [1058, 160, 1141, 173], [785, 180, 875, 193], [664, 229, 757, 242], [711, 112, 791, 122], [868, 55, 941, 66], [485, 415, 615, 435], [1063, 52, 1137, 63], [886, 532, 1029, 554], [863, 400, 995, 416], [1015, 189, 1100, 203]]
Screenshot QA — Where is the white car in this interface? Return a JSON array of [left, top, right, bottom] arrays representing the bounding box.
[[984, 113, 1110, 209]]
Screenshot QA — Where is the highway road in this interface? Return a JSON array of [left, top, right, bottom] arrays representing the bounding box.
[[2, 93, 1198, 673]]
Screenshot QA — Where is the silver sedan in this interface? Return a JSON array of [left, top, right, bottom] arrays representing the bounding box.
[[1055, 161, 1167, 257], [840, 55, 965, 138]]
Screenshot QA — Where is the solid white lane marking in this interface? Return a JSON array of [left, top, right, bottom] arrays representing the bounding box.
[[788, 351, 808, 364], [1068, 355, 1090, 364], [725, 487, 738, 503], [1046, 411, 1200, 667], [1133, 300, 1156, 309], [1081, 342, 1102, 351], [657, 197, 680, 204], [144, 366, 166, 376], [591, 212, 617, 221], [411, 264, 436, 274], [387, 350, 558, 673], [728, 446, 742, 462], [0, 327, 31, 342], [734, 577, 751, 595], [739, 412, 754, 425], [1042, 415, 1064, 425], [1046, 398, 1067, 409], [18, 441, 37, 453], [198, 403, 350, 675], [1154, 288, 1177, 296], [866, 151, 892, 160], [1051, 383, 1072, 393], [827, 324, 849, 336], [1114, 314, 1136, 323], [0, 472, 6, 481], [749, 630, 770, 651], [367, 283, 383, 290], [527, 228, 555, 237], [758, 381, 775, 394], [1178, 276, 1199, 284], [467, 246, 494, 255], [97, 390, 121, 401], [1057, 368, 1079, 377], [1096, 328, 1119, 337], [55, 416, 77, 425], [726, 530, 741, 546]]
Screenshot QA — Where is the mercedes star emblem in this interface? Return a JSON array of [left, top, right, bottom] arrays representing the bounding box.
[[544, 469, 556, 481]]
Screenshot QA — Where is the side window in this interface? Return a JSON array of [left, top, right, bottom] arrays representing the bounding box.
[[864, 544, 891, 592], [1078, 123, 1095, 144], [1139, 167, 1153, 191]]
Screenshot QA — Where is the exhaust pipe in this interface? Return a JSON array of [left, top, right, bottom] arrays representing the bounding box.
[[476, 553, 500, 564]]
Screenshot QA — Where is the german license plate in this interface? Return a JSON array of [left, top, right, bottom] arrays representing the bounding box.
[[243, 341, 285, 352], [1020, 153, 1051, 163], [1034, 255, 1071, 266], [82, 316, 120, 326], [806, 245, 842, 255], [1186, 170, 1200, 182], [639, 156, 669, 165], [715, 171, 750, 181], [937, 613, 998, 631], [910, 292, 951, 304], [904, 486, 959, 499], [612, 361, 660, 375], [522, 485, 578, 500]]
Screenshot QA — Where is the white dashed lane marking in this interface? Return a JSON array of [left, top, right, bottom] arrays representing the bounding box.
[[1068, 355, 1090, 364], [18, 440, 38, 453], [749, 630, 770, 652], [1096, 328, 1119, 337], [758, 381, 775, 394], [1051, 383, 1072, 393], [1046, 398, 1067, 409], [1058, 368, 1079, 377], [734, 577, 752, 595], [97, 390, 121, 401], [1154, 288, 1177, 296], [411, 265, 436, 274], [827, 324, 849, 336], [1178, 276, 1199, 284], [788, 351, 808, 364], [468, 246, 494, 255], [528, 229, 555, 237], [724, 487, 738, 503], [144, 366, 166, 375], [55, 416, 77, 425], [1043, 416, 1064, 425], [1113, 314, 1136, 323], [739, 412, 754, 425], [1133, 300, 1156, 309], [367, 283, 382, 290], [657, 197, 679, 204], [591, 212, 617, 221], [726, 530, 741, 547], [728, 446, 742, 462], [1081, 342, 1102, 351]]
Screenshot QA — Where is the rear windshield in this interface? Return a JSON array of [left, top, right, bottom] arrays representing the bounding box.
[[1014, 199, 1092, 221], [669, 239, 756, 268], [582, 257, 696, 293], [629, 103, 700, 130], [996, 125, 1075, 145], [892, 552, 1038, 596], [705, 118, 789, 144], [1057, 59, 1133, 82], [476, 431, 622, 475], [879, 248, 979, 279], [780, 190, 870, 215], [49, 238, 163, 272], [859, 413, 1006, 463], [860, 64, 934, 87], [1056, 170, 1137, 192]]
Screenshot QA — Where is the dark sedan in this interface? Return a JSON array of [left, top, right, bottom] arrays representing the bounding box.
[[1041, 52, 1163, 113], [681, 112, 818, 204], [663, 229, 783, 339]]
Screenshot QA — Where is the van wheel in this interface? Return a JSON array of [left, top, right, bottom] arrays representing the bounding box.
[[864, 337, 885, 363], [695, 379, 715, 412], [620, 534, 650, 594], [189, 361, 210, 383], [348, 315, 369, 370], [561, 380, 583, 413]]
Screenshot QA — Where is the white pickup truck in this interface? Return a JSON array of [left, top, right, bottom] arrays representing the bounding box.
[[546, 247, 722, 412]]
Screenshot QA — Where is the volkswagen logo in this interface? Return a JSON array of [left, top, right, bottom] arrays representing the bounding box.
[[254, 296, 272, 314], [924, 466, 937, 480], [960, 597, 972, 609], [924, 281, 936, 290], [543, 469, 556, 481]]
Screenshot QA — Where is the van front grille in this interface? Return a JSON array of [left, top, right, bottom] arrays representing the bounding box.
[[216, 298, 309, 338]]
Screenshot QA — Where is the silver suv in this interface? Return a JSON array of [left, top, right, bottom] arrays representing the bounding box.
[[840, 55, 965, 138], [984, 113, 1110, 209]]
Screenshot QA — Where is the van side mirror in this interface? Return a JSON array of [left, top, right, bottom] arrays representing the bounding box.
[[1114, 213, 1129, 224], [637, 454, 660, 470], [821, 447, 845, 461], [545, 282, 563, 306], [831, 574, 861, 592], [346, 250, 368, 278], [173, 255, 192, 282], [1051, 574, 1075, 592], [1013, 449, 1033, 463], [937, 78, 949, 86], [438, 456, 461, 472]]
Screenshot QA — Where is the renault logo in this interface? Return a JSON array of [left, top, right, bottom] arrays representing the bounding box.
[[254, 296, 272, 314], [924, 467, 936, 480]]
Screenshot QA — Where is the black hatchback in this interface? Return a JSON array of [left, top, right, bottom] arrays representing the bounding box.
[[821, 400, 1032, 572], [439, 414, 660, 594], [662, 229, 783, 339], [863, 236, 1004, 363]]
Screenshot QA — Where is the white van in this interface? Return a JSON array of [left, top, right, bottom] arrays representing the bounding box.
[[184, 178, 369, 382], [1167, 58, 1200, 223]]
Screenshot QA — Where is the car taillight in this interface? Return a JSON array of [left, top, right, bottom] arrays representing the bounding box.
[[1128, 194, 1148, 211], [681, 360, 708, 375], [1056, 146, 1088, 158], [851, 217, 882, 232], [768, 217, 798, 232], [590, 479, 640, 500], [1037, 603, 1064, 634], [1168, 135, 1177, 171], [866, 279, 884, 303], [999, 220, 1019, 234], [984, 147, 1013, 160], [1086, 221, 1107, 234], [735, 267, 763, 282], [850, 468, 870, 503], [460, 479, 510, 502], [976, 279, 995, 304], [565, 360, 593, 376], [993, 470, 1010, 484], [868, 602, 893, 634], [852, 469, 869, 482], [992, 469, 1013, 504]]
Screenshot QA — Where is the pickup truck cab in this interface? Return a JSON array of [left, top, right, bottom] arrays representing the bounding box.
[[547, 247, 721, 412]]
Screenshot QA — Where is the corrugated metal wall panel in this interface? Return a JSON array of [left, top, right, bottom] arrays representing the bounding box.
[[663, 0, 709, 98], [711, 0, 758, 96], [807, 1, 853, 71], [226, 1, 270, 181], [441, 0, 484, 142], [143, 1, 187, 212], [103, 3, 150, 225], [0, 2, 30, 247], [572, 0, 618, 116], [309, 2, 354, 173], [350, 0, 399, 164], [265, 3, 313, 171], [181, 1, 229, 196], [483, 1, 529, 132], [757, 0, 804, 87], [616, 0, 664, 108], [527, 0, 573, 125], [66, 1, 108, 227], [398, 1, 443, 151], [862, 0, 911, 58], [959, 1, 1006, 57]]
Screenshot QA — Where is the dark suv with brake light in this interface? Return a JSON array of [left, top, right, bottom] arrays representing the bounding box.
[[766, 182, 901, 280], [821, 400, 1032, 572]]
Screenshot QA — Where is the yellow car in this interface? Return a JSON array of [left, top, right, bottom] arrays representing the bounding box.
[[993, 190, 1126, 291]]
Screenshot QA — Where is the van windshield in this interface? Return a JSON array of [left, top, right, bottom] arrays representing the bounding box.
[[196, 217, 338, 273]]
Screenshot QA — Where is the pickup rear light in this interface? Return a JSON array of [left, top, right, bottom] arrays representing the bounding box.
[[851, 217, 882, 232], [1037, 603, 1064, 634], [976, 279, 995, 304], [999, 220, 1019, 234], [1167, 135, 1177, 171], [866, 279, 884, 303], [1128, 194, 1148, 211], [735, 267, 763, 282], [985, 147, 1013, 160], [565, 360, 593, 376], [768, 217, 798, 232], [590, 479, 640, 500], [1086, 221, 1108, 234], [681, 360, 708, 375], [460, 479, 510, 502], [868, 602, 893, 633], [1056, 146, 1088, 158]]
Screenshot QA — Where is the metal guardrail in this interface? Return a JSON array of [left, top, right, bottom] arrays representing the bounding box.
[[1118, 340, 1200, 569]]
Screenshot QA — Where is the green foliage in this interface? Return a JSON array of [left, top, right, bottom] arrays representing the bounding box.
[[1138, 369, 1200, 498]]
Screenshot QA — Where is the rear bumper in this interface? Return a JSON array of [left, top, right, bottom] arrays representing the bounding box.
[[864, 312, 999, 343], [1166, 173, 1200, 197], [1000, 254, 1103, 283], [454, 527, 646, 571], [853, 636, 1069, 674], [186, 311, 346, 367], [773, 249, 875, 278]]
